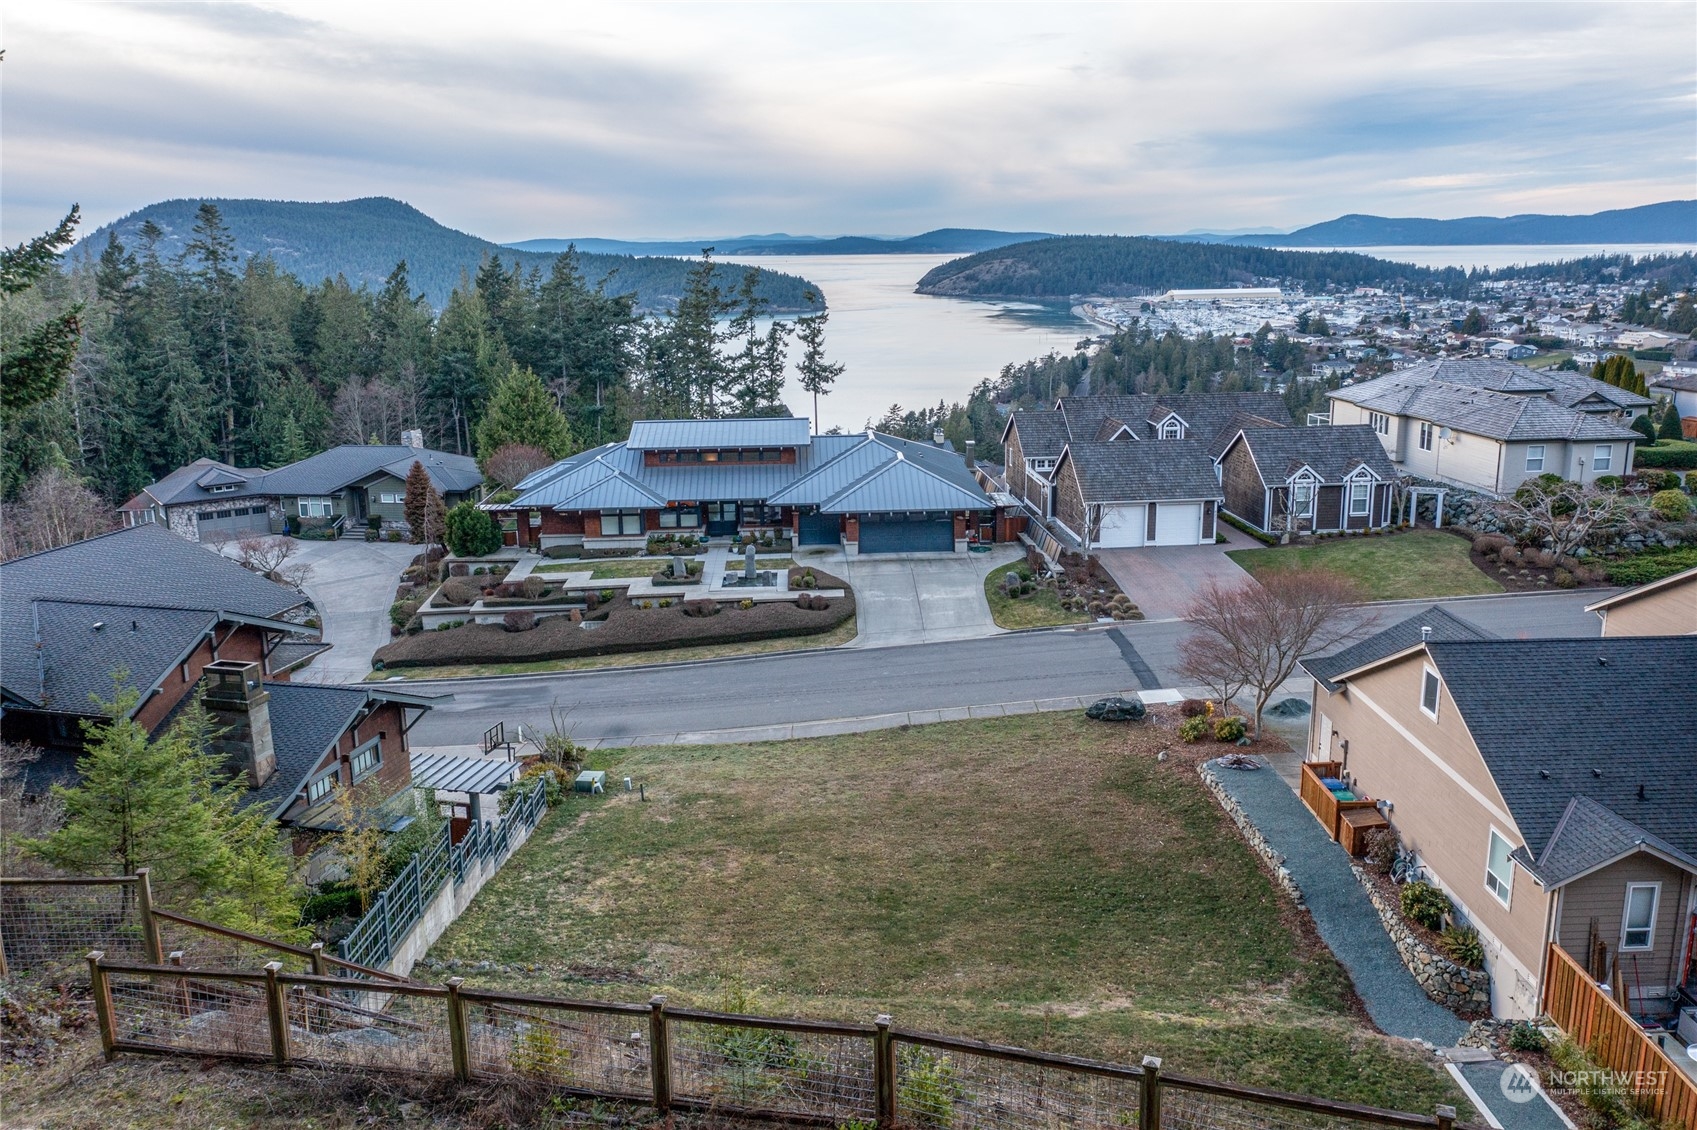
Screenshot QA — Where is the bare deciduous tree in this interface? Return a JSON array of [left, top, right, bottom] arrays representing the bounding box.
[[1178, 569, 1372, 737], [235, 535, 313, 588], [1492, 479, 1642, 562], [484, 443, 554, 491], [0, 467, 113, 559]]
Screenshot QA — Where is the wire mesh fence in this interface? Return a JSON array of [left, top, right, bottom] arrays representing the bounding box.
[[105, 966, 272, 1058], [1164, 1083, 1383, 1130], [0, 878, 144, 976], [286, 978, 455, 1077], [461, 994, 652, 1098], [669, 1013, 877, 1121], [154, 911, 315, 974], [892, 1037, 1142, 1130]]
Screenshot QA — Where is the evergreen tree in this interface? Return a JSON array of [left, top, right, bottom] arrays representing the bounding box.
[[403, 459, 446, 546], [724, 269, 791, 416], [1631, 414, 1658, 443], [184, 203, 242, 461], [1660, 401, 1685, 442], [475, 362, 573, 461], [795, 291, 844, 433], [430, 284, 503, 454], [1, 206, 83, 418], [132, 222, 217, 472], [532, 249, 637, 445], [646, 251, 733, 417], [445, 500, 503, 557]]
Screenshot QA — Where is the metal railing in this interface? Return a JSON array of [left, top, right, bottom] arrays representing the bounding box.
[[87, 953, 1478, 1130]]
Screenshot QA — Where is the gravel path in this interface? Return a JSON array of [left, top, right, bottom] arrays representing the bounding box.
[[1208, 757, 1469, 1045]]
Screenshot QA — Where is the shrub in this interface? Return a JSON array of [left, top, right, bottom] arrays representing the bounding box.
[[520, 575, 548, 599], [1400, 881, 1451, 931], [1177, 716, 1211, 743], [1636, 440, 1697, 470], [300, 885, 361, 924], [738, 598, 755, 610], [599, 589, 615, 602], [1178, 698, 1208, 717], [1605, 545, 1697, 585], [386, 530, 403, 542], [1595, 475, 1625, 491], [1506, 1021, 1548, 1053], [1499, 545, 1522, 565], [1552, 567, 1576, 588], [1212, 715, 1247, 742], [445, 501, 504, 557], [1440, 924, 1485, 969], [896, 1046, 962, 1130], [1362, 827, 1399, 875], [1472, 533, 1510, 557], [682, 599, 720, 618], [1633, 468, 1678, 492], [389, 599, 421, 629], [503, 610, 538, 632], [585, 591, 600, 612], [1650, 488, 1693, 521]]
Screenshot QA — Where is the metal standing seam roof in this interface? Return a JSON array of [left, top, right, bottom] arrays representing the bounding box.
[[625, 417, 813, 450], [817, 456, 994, 513], [409, 753, 520, 795]]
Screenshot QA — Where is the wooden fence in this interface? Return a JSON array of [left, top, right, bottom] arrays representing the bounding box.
[[86, 950, 1478, 1130], [1542, 942, 1697, 1129]]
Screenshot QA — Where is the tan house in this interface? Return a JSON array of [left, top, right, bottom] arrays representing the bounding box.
[[1301, 613, 1697, 1020], [1586, 565, 1697, 638]]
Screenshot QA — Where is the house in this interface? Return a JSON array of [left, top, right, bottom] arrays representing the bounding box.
[[1585, 565, 1697, 638], [1301, 611, 1697, 1020], [493, 418, 1000, 555], [1328, 358, 1647, 495], [1648, 370, 1697, 437], [0, 526, 449, 839], [1216, 424, 1398, 536], [1000, 392, 1291, 550], [122, 443, 483, 542], [1487, 341, 1538, 361]]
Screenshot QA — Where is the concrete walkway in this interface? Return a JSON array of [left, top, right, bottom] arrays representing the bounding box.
[[286, 538, 418, 684], [805, 545, 1020, 647], [1455, 1060, 1575, 1130], [1206, 755, 1469, 1045]]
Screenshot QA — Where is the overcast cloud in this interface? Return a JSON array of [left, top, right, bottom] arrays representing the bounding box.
[[4, 1, 1694, 244]]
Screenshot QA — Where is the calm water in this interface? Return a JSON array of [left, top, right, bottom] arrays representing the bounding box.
[[719, 244, 1697, 431]]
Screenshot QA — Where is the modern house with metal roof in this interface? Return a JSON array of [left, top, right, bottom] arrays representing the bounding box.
[[492, 418, 999, 555], [1298, 609, 1696, 1020], [1216, 424, 1399, 536], [1327, 358, 1647, 495], [121, 442, 482, 542]]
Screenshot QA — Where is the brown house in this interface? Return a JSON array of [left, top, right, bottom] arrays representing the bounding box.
[[1586, 566, 1697, 638], [1216, 424, 1398, 536], [1302, 612, 1697, 1020]]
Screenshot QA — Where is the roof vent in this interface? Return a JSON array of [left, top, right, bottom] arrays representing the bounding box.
[[1591, 768, 1602, 778], [131, 620, 139, 632], [1637, 783, 1646, 801], [1420, 625, 1432, 642], [1538, 770, 1550, 779], [1598, 655, 1608, 666], [91, 621, 105, 631]]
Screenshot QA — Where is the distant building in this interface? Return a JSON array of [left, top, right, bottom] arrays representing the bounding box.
[[1157, 288, 1282, 302]]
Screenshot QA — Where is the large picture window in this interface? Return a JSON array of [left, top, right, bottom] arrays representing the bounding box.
[[1484, 828, 1513, 906], [658, 507, 700, 529], [599, 510, 643, 536], [1622, 883, 1658, 950], [297, 496, 333, 518]]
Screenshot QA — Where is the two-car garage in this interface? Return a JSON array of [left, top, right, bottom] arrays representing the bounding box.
[[1093, 501, 1207, 548], [195, 505, 273, 540], [856, 512, 956, 554]]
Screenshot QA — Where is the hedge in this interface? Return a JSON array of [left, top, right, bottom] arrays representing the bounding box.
[[1603, 546, 1697, 587], [1218, 509, 1280, 546], [1634, 441, 1697, 470]]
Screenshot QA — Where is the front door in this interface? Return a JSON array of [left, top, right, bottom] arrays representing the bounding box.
[[705, 501, 739, 536]]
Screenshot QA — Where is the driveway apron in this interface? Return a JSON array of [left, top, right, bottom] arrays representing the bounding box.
[[1094, 525, 1259, 619], [1206, 755, 1469, 1046], [287, 538, 418, 684], [805, 546, 1019, 647]]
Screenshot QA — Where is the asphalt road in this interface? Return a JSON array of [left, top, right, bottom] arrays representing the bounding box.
[[404, 590, 1607, 748]]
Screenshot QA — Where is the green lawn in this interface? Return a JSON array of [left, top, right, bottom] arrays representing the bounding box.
[[984, 561, 1090, 629], [430, 714, 1469, 1115], [1227, 530, 1502, 601]]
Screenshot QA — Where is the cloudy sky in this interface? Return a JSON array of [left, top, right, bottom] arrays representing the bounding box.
[[4, 1, 1694, 245]]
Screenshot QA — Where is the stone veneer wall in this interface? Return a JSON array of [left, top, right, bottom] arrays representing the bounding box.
[[1197, 763, 1304, 907], [1350, 863, 1492, 1013]]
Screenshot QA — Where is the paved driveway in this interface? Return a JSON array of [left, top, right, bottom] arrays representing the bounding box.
[[801, 545, 1020, 647], [286, 538, 418, 684], [1095, 524, 1258, 620]]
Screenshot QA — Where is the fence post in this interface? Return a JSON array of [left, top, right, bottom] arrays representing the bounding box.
[[1139, 1055, 1163, 1130], [1436, 1106, 1456, 1130], [446, 977, 471, 1082], [874, 1014, 896, 1129], [263, 961, 290, 1067], [86, 951, 117, 1060], [169, 950, 190, 1018], [135, 868, 163, 965], [309, 941, 329, 977], [649, 994, 672, 1114], [0, 914, 9, 979]]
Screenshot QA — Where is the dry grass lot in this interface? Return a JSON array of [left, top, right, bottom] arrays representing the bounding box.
[[430, 714, 1468, 1115]]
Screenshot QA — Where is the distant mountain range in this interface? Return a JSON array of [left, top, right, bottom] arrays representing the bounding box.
[[1192, 201, 1695, 247], [505, 228, 1053, 257], [70, 197, 824, 312]]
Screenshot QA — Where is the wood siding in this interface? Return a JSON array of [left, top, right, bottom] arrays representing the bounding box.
[[1053, 453, 1089, 543], [1219, 443, 1267, 528], [1557, 855, 1694, 1002], [1596, 575, 1697, 637]]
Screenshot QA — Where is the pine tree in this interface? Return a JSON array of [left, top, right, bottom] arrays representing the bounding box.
[[475, 362, 573, 463], [430, 284, 503, 454], [795, 291, 844, 433], [1660, 402, 1685, 442], [1, 206, 83, 418], [532, 249, 636, 444], [184, 203, 242, 461], [403, 459, 446, 545], [1631, 414, 1658, 443], [649, 251, 733, 417], [724, 270, 791, 416]]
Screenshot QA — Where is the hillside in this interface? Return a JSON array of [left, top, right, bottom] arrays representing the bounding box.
[[1227, 200, 1696, 247], [914, 235, 1455, 298], [70, 197, 824, 312], [506, 227, 1052, 257]]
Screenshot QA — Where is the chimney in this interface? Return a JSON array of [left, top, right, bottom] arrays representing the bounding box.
[[964, 440, 976, 470], [201, 660, 276, 788], [401, 427, 424, 450], [933, 427, 946, 446]]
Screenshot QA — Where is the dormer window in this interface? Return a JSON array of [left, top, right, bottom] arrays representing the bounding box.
[[1160, 419, 1183, 439], [209, 483, 239, 494]]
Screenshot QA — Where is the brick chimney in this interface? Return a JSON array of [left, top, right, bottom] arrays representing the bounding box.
[[964, 440, 976, 470], [201, 660, 276, 788]]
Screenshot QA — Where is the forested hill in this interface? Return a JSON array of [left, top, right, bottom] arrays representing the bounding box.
[[914, 235, 1456, 298], [507, 228, 1052, 257], [1227, 200, 1697, 247], [71, 197, 824, 312]]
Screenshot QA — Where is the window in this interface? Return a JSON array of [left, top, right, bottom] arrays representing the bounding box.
[[1418, 422, 1433, 451], [1484, 828, 1514, 906], [1420, 667, 1441, 719], [210, 483, 238, 494], [599, 509, 643, 536], [1369, 412, 1390, 436], [1160, 418, 1184, 439], [297, 496, 333, 518], [658, 507, 700, 528], [1592, 444, 1612, 472], [1290, 478, 1316, 518], [350, 740, 381, 781], [305, 770, 337, 805], [1621, 884, 1658, 950], [377, 492, 404, 505], [1349, 480, 1371, 517], [1525, 445, 1545, 473]]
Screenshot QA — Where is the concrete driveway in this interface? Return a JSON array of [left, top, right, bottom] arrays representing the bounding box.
[[802, 544, 1020, 647], [1094, 524, 1258, 620], [285, 538, 418, 684]]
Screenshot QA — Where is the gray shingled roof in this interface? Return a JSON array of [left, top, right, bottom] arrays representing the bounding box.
[[1522, 795, 1697, 888], [1330, 378, 1642, 442], [1225, 424, 1398, 485], [625, 417, 812, 451], [1057, 392, 1293, 448], [33, 602, 220, 716], [1058, 440, 1223, 503], [121, 458, 268, 510], [1651, 372, 1697, 394], [1301, 605, 1493, 693], [1004, 410, 1071, 459], [1384, 356, 1652, 413], [1424, 636, 1697, 869], [123, 446, 481, 514]]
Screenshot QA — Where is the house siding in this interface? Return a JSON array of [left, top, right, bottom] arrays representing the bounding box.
[[1219, 443, 1267, 527], [1597, 577, 1697, 637], [1557, 855, 1694, 1008], [133, 624, 272, 735], [1004, 428, 1029, 502], [1316, 485, 1343, 531], [362, 473, 411, 522], [1053, 456, 1089, 542]]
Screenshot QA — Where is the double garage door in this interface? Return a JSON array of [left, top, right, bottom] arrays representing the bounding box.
[[1095, 502, 1205, 548], [857, 512, 955, 554], [196, 505, 272, 540]]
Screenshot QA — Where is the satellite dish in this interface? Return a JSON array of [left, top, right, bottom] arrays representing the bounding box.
[[1438, 427, 1453, 440]]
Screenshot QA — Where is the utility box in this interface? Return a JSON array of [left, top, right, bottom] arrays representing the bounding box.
[[574, 770, 607, 795]]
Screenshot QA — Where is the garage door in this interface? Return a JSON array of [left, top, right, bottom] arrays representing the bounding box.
[[857, 512, 954, 554], [797, 511, 840, 546], [196, 505, 272, 540], [1096, 504, 1146, 548], [1152, 502, 1203, 546]]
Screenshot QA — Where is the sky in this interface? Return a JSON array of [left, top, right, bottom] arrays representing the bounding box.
[[4, 1, 1695, 246]]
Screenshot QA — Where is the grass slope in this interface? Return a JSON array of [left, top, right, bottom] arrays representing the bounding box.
[[429, 715, 1468, 1114], [1227, 530, 1503, 601]]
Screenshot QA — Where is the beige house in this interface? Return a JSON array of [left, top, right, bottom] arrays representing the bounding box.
[[1302, 612, 1696, 1020], [1587, 565, 1697, 638]]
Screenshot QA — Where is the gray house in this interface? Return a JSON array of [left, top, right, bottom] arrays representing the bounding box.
[[123, 444, 483, 542]]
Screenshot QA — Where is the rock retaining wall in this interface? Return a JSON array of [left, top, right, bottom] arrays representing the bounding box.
[[1351, 863, 1492, 1013], [1197, 763, 1303, 907]]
